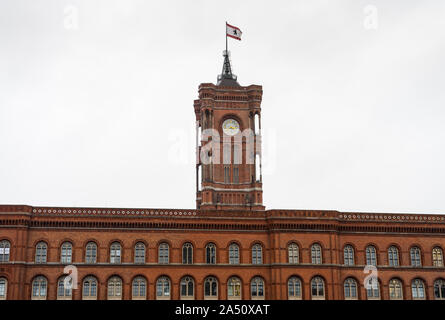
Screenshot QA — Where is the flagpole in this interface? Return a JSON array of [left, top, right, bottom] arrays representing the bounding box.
[[225, 21, 228, 54]]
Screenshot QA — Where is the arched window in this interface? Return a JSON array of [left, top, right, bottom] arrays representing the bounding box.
[[252, 244, 262, 264], [132, 276, 147, 300], [254, 113, 260, 135], [389, 278, 403, 300], [180, 276, 195, 300], [410, 247, 422, 267], [0, 240, 10, 262], [134, 242, 146, 264], [251, 277, 265, 300], [288, 277, 302, 300], [85, 242, 97, 264], [311, 244, 322, 264], [60, 242, 72, 264], [411, 279, 425, 300], [227, 277, 242, 300], [388, 246, 399, 267], [344, 278, 358, 300], [57, 276, 72, 300], [182, 243, 193, 264], [433, 247, 444, 267], [206, 243, 216, 264], [110, 242, 121, 264], [82, 276, 98, 300], [343, 245, 354, 266], [434, 279, 445, 300], [31, 276, 47, 300], [365, 245, 377, 266], [35, 242, 47, 264], [204, 277, 218, 300], [159, 243, 169, 264], [365, 278, 380, 300], [0, 278, 7, 300], [288, 243, 299, 264], [156, 276, 171, 300], [229, 243, 239, 264], [311, 277, 325, 300], [108, 276, 122, 300]]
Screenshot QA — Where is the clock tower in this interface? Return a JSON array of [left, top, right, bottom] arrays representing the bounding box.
[[195, 51, 264, 211]]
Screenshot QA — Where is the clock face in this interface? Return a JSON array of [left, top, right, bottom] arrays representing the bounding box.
[[222, 119, 240, 136]]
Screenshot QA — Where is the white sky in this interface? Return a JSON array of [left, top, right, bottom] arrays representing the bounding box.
[[0, 0, 444, 214]]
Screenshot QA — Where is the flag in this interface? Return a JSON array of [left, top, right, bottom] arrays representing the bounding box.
[[226, 23, 242, 40]]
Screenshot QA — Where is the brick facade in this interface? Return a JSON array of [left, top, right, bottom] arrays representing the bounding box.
[[0, 62, 444, 300]]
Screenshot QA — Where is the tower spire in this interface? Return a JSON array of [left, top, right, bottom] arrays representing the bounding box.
[[217, 50, 240, 86]]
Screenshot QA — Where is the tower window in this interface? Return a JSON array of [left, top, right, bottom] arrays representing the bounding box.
[[233, 166, 239, 183], [224, 166, 230, 183]]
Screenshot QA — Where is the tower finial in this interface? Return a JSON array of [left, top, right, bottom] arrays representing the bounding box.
[[217, 50, 240, 86]]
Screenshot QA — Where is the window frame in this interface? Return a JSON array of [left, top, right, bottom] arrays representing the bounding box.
[[411, 279, 426, 300], [204, 276, 218, 300], [227, 276, 242, 300], [110, 242, 122, 264], [311, 276, 325, 300], [0, 240, 11, 263], [344, 278, 358, 300], [180, 276, 195, 300], [389, 278, 403, 300], [132, 276, 147, 300], [388, 246, 400, 267], [156, 276, 171, 300], [85, 242, 97, 264], [229, 243, 240, 265], [82, 276, 98, 300], [0, 277, 7, 300], [311, 244, 322, 265], [182, 242, 193, 265], [206, 243, 216, 265], [158, 243, 169, 264], [60, 242, 73, 264], [134, 242, 146, 264], [343, 245, 355, 266], [107, 276, 123, 300], [251, 243, 263, 265], [57, 276, 73, 300], [288, 243, 299, 264], [287, 276, 302, 300], [35, 242, 48, 264], [31, 276, 47, 300]]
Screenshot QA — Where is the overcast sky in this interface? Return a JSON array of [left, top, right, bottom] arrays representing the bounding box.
[[1, 0, 444, 214]]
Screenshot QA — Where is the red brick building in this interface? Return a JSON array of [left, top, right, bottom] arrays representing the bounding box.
[[0, 52, 444, 301]]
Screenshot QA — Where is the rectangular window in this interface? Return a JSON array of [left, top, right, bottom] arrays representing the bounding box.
[[224, 166, 230, 183], [233, 166, 239, 183]]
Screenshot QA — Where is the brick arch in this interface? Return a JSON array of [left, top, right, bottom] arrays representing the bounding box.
[[82, 238, 99, 249], [107, 239, 124, 248], [32, 238, 49, 247], [179, 239, 196, 249], [218, 114, 246, 133], [224, 239, 242, 249], [57, 238, 74, 247], [156, 239, 172, 247], [131, 239, 148, 248]]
